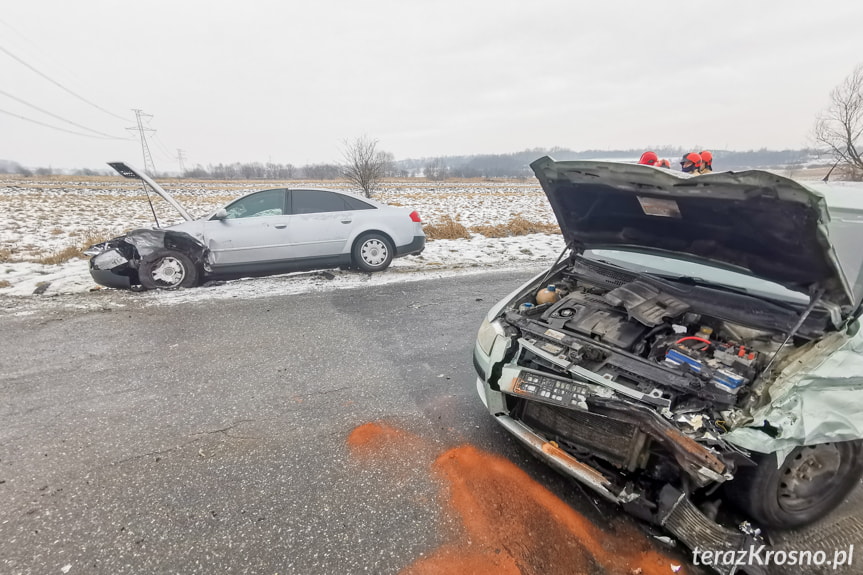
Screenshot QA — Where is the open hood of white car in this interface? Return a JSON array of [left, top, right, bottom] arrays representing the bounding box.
[[108, 161, 193, 222], [530, 157, 860, 311]]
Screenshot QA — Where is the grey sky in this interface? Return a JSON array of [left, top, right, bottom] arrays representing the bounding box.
[[2, 0, 862, 170]]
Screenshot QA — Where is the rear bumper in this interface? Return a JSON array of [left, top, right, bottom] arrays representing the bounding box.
[[395, 235, 425, 257]]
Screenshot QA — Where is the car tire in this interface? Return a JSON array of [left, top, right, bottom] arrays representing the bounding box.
[[138, 249, 200, 290], [726, 440, 863, 529], [352, 233, 394, 272]]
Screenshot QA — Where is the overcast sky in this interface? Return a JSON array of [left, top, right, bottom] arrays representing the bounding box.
[[2, 0, 862, 170]]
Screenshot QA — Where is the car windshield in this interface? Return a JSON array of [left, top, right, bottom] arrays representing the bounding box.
[[583, 249, 810, 304]]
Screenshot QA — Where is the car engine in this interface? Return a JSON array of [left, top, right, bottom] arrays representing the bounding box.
[[503, 257, 826, 417]]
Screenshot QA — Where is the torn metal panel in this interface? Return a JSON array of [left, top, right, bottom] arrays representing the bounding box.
[[726, 326, 863, 459]]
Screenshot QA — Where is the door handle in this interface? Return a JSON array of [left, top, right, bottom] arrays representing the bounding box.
[[275, 224, 287, 229], [341, 220, 352, 224]]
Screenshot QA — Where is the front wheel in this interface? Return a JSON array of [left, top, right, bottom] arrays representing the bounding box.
[[726, 440, 863, 529], [138, 249, 200, 290], [352, 233, 394, 272]]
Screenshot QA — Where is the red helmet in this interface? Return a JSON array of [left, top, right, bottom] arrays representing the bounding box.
[[700, 150, 713, 171], [657, 159, 671, 168], [680, 152, 702, 173], [638, 151, 659, 166]]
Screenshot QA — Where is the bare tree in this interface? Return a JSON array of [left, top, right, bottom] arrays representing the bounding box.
[[423, 158, 449, 181], [814, 63, 863, 180], [342, 136, 392, 197]]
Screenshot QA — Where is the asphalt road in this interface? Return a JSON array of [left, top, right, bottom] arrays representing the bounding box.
[[0, 270, 859, 575]]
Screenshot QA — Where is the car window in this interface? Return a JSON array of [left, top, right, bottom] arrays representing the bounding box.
[[224, 189, 286, 219], [343, 195, 375, 210], [291, 190, 353, 214]]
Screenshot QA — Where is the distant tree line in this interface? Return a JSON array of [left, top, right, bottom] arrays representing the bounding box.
[[0, 147, 832, 180], [407, 146, 826, 179]]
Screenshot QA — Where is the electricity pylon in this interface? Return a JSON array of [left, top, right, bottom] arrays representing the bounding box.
[[127, 109, 157, 176]]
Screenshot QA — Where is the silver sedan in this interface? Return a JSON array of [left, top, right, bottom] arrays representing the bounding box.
[[87, 162, 425, 290]]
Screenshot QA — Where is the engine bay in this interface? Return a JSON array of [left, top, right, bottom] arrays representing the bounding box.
[[503, 257, 820, 415]]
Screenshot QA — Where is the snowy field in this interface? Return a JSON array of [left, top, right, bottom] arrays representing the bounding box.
[[0, 175, 565, 312]]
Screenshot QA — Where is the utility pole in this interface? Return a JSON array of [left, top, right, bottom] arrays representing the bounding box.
[[176, 149, 186, 175], [127, 109, 157, 176]]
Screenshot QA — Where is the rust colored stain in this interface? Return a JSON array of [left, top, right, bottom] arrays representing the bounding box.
[[346, 421, 405, 452], [541, 441, 611, 488], [661, 427, 726, 473], [347, 422, 687, 575], [346, 421, 430, 463]]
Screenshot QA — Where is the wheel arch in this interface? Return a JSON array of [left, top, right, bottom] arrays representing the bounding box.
[[349, 229, 396, 256]]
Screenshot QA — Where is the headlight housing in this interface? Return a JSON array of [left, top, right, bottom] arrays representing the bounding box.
[[477, 318, 506, 356]]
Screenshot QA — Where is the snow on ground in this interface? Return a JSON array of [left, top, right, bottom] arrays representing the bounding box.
[[0, 175, 564, 313]]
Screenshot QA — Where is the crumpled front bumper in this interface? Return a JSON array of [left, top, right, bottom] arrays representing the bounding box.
[[89, 247, 136, 289]]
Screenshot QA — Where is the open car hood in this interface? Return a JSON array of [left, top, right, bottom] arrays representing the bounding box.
[[108, 161, 193, 222], [530, 157, 861, 311]]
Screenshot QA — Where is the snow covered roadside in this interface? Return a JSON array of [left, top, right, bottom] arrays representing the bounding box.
[[0, 233, 565, 313]]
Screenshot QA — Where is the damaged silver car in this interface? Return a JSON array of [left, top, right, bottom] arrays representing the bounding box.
[[86, 162, 425, 290], [474, 157, 863, 567]]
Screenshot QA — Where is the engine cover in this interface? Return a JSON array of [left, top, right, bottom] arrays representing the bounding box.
[[543, 293, 648, 350]]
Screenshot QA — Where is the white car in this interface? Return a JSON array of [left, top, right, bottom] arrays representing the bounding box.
[[87, 162, 425, 289]]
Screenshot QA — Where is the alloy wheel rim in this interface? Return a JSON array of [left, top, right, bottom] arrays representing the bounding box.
[[151, 256, 186, 287]]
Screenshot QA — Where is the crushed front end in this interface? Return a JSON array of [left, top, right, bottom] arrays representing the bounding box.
[[472, 255, 845, 571], [86, 229, 208, 290]]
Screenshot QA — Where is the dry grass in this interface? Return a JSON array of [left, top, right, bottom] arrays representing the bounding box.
[[423, 215, 471, 240], [0, 247, 14, 263], [33, 228, 116, 265], [424, 214, 560, 240], [470, 215, 560, 238], [0, 279, 10, 289], [36, 245, 85, 265]]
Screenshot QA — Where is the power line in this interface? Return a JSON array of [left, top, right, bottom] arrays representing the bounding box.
[[0, 88, 127, 139], [153, 133, 178, 162], [0, 106, 130, 139], [0, 43, 128, 122]]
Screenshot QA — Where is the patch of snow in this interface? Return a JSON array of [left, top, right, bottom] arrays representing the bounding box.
[[0, 177, 567, 311]]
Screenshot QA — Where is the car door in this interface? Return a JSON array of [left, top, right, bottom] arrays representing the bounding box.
[[201, 188, 292, 267], [285, 189, 361, 258]]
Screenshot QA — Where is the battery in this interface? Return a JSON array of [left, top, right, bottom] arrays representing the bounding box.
[[664, 347, 704, 373], [712, 369, 745, 393]]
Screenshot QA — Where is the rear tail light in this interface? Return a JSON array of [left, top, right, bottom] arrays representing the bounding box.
[[409, 210, 422, 223]]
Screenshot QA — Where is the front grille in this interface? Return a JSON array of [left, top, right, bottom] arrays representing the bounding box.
[[519, 400, 647, 471]]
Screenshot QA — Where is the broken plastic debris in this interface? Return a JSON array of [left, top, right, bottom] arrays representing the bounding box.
[[670, 564, 681, 573], [61, 565, 72, 574], [652, 535, 675, 546]]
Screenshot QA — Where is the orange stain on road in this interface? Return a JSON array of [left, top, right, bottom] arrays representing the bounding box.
[[347, 422, 686, 575]]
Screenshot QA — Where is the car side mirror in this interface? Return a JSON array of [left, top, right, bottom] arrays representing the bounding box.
[[213, 208, 228, 220]]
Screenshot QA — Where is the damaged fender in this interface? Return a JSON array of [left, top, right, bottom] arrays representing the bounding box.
[[726, 325, 863, 461], [88, 229, 208, 289]]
